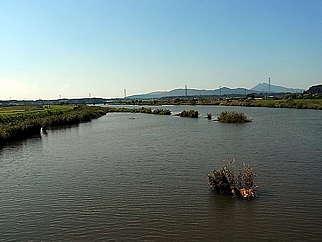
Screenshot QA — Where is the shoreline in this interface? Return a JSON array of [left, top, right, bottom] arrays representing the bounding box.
[[1, 101, 321, 146]]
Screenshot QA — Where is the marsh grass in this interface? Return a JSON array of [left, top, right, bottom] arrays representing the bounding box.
[[208, 158, 257, 199]]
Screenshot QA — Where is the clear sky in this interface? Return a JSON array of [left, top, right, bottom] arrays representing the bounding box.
[[1, 0, 321, 99]]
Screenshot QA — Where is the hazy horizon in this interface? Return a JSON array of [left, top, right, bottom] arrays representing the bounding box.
[[0, 81, 309, 101], [1, 0, 321, 99]]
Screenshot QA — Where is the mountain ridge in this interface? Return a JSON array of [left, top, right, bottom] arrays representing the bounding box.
[[128, 83, 305, 99]]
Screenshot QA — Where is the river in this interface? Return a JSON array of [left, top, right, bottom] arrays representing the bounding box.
[[0, 105, 321, 241]]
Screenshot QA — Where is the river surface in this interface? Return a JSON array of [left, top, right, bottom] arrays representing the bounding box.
[[0, 105, 321, 241]]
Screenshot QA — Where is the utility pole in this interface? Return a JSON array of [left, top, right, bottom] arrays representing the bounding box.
[[185, 85, 187, 97], [219, 86, 221, 96], [268, 77, 271, 94], [124, 89, 127, 98]]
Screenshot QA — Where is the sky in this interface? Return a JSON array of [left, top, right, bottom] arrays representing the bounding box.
[[0, 0, 321, 100]]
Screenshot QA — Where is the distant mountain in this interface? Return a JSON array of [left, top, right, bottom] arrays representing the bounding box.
[[251, 82, 304, 93], [128, 87, 254, 99], [128, 83, 304, 99]]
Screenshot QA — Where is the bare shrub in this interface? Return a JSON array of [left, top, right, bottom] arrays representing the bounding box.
[[208, 158, 257, 199]]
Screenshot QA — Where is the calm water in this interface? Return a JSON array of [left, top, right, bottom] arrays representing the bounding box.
[[0, 105, 321, 241]]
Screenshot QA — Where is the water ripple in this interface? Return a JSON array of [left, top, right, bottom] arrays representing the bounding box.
[[0, 109, 321, 241]]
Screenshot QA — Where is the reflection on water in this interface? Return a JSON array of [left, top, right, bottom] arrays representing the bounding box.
[[0, 106, 321, 241]]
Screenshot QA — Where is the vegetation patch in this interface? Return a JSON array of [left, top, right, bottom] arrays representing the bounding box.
[[208, 158, 257, 199], [176, 110, 199, 118], [217, 111, 251, 123]]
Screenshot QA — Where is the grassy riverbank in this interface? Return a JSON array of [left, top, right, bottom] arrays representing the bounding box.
[[217, 99, 322, 109], [0, 105, 173, 145], [0, 105, 108, 145], [113, 98, 322, 110]]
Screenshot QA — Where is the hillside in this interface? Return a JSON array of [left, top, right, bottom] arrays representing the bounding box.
[[304, 84, 322, 94]]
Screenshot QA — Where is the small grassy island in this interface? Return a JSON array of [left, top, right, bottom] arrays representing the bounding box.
[[105, 107, 171, 115], [176, 110, 199, 118], [216, 111, 251, 123], [208, 158, 257, 199]]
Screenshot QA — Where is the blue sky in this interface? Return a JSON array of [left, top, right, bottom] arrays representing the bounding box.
[[1, 0, 321, 99]]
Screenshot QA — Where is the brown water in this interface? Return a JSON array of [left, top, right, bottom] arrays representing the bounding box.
[[0, 106, 321, 241]]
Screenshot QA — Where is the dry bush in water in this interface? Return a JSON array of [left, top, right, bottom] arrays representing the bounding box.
[[207, 158, 257, 199]]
